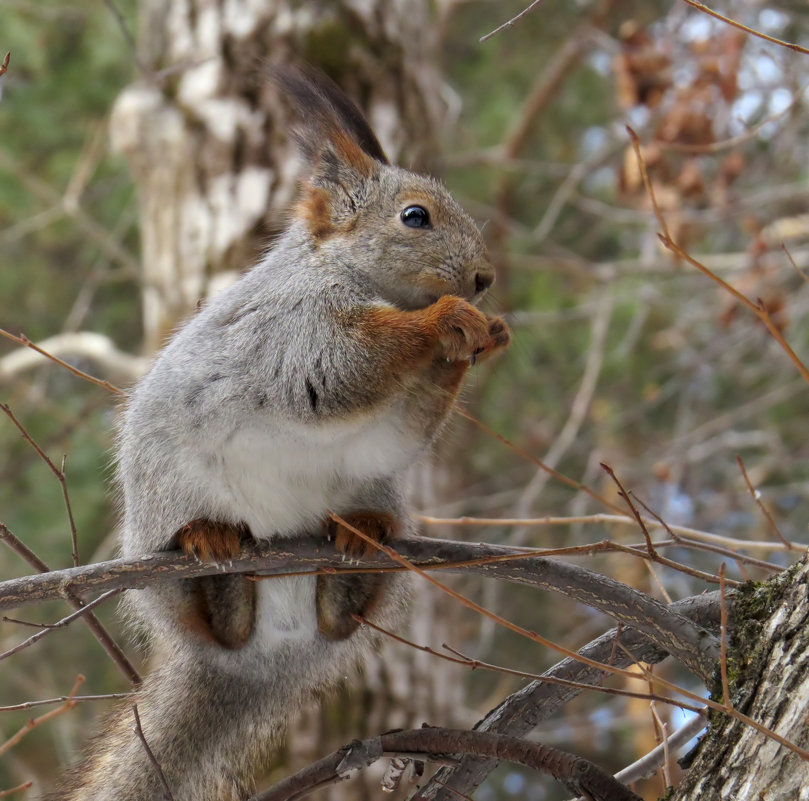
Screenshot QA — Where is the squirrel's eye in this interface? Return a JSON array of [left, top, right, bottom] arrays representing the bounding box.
[[400, 205, 431, 229]]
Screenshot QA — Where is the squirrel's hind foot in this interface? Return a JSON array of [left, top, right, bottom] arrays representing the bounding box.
[[176, 518, 249, 562], [326, 511, 399, 559]]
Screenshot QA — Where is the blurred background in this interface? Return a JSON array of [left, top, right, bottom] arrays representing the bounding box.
[[2, 0, 809, 798]]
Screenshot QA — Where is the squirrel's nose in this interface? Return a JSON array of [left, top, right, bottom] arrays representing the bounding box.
[[474, 271, 494, 295]]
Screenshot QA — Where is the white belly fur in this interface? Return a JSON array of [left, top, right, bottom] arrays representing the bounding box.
[[208, 408, 417, 646]]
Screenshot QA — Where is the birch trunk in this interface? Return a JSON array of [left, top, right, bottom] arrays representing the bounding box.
[[111, 0, 444, 353], [670, 558, 809, 801]]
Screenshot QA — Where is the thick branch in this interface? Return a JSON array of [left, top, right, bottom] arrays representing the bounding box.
[[414, 591, 722, 801], [253, 727, 643, 801], [0, 536, 718, 677]]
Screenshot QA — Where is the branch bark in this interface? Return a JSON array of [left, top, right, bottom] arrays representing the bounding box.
[[414, 591, 722, 800], [669, 558, 809, 800], [0, 536, 719, 679], [253, 727, 643, 801]]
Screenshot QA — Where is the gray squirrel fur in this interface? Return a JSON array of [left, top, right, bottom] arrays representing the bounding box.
[[45, 66, 509, 800]]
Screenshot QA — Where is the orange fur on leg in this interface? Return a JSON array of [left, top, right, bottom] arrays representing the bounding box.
[[326, 511, 399, 558], [175, 518, 247, 562]]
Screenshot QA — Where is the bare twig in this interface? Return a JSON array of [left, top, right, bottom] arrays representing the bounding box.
[[414, 593, 722, 800], [570, 712, 709, 800], [0, 590, 121, 663], [0, 328, 126, 395], [659, 235, 809, 386], [628, 129, 809, 387], [613, 712, 707, 787], [783, 243, 809, 285], [600, 463, 658, 557], [0, 676, 83, 755], [1, 403, 79, 564], [416, 512, 808, 553], [0, 693, 133, 713], [0, 522, 141, 686], [626, 125, 670, 241], [616, 645, 809, 760], [455, 408, 627, 515], [735, 455, 792, 548], [132, 705, 175, 800], [0, 782, 33, 798], [479, 0, 544, 43], [356, 615, 704, 714], [0, 52, 10, 79], [679, 0, 809, 55]]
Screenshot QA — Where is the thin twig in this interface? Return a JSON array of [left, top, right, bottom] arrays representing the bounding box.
[[132, 705, 175, 801], [735, 455, 792, 548], [626, 125, 670, 241], [608, 540, 738, 587], [416, 512, 807, 553], [783, 243, 808, 285], [479, 0, 544, 43], [1, 403, 80, 564], [0, 782, 33, 798], [0, 693, 133, 712], [0, 329, 125, 395], [455, 408, 627, 515], [355, 615, 704, 714], [61, 454, 80, 565], [0, 676, 83, 755], [600, 463, 658, 558], [658, 235, 809, 387], [650, 702, 671, 788], [617, 644, 809, 761], [614, 712, 707, 786], [628, 131, 809, 388], [0, 53, 10, 79], [0, 522, 141, 686], [0, 590, 122, 663], [680, 0, 809, 55]]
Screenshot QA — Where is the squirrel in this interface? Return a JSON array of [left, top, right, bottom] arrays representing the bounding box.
[[45, 65, 510, 800]]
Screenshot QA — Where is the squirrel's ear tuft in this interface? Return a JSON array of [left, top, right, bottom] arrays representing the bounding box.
[[271, 63, 389, 172], [274, 64, 389, 238]]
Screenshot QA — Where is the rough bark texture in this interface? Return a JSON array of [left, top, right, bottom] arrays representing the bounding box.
[[110, 3, 456, 798], [670, 558, 809, 801]]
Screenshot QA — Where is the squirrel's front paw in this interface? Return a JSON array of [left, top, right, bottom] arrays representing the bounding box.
[[470, 315, 511, 364], [176, 518, 247, 562], [432, 296, 492, 362], [326, 512, 399, 559]]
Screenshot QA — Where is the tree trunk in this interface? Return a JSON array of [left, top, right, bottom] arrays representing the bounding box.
[[110, 0, 444, 353], [670, 558, 809, 801], [110, 2, 459, 798]]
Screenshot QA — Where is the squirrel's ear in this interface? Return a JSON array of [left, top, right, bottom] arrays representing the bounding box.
[[272, 64, 388, 237], [272, 63, 389, 167]]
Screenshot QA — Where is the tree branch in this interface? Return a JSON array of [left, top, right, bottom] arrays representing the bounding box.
[[414, 592, 722, 800], [253, 727, 643, 801], [0, 536, 719, 679]]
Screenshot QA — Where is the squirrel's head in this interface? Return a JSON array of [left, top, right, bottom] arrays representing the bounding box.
[[275, 65, 494, 310]]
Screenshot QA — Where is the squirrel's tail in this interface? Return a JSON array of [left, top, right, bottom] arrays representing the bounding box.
[[42, 631, 356, 801], [43, 654, 283, 800], [44, 574, 406, 800]]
